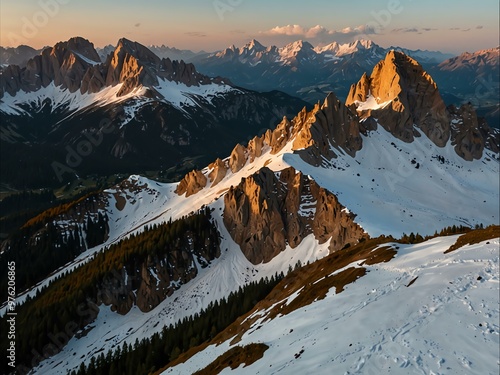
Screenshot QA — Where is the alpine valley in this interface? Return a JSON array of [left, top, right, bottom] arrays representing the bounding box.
[[0, 36, 499, 375]]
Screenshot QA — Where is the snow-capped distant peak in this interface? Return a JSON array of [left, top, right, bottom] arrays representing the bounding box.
[[315, 41, 339, 54], [243, 39, 266, 52], [336, 39, 378, 56]]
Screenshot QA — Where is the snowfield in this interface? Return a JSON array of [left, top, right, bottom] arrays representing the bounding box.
[[165, 236, 500, 375]]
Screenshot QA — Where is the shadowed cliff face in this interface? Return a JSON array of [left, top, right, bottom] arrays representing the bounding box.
[[223, 166, 368, 264], [448, 103, 500, 160], [0, 37, 101, 97], [98, 228, 221, 314], [346, 50, 450, 147]]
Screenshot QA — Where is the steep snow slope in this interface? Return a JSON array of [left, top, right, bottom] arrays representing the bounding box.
[[32, 199, 332, 375], [165, 236, 500, 375], [0, 79, 238, 117], [284, 126, 499, 236]]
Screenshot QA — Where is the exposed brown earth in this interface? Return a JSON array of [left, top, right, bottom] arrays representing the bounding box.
[[445, 225, 500, 254], [192, 343, 269, 375]]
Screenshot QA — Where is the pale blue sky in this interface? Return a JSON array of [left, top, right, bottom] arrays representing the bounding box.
[[0, 0, 498, 53]]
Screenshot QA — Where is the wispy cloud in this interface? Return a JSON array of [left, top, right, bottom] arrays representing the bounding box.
[[185, 32, 207, 38], [450, 27, 477, 32], [392, 27, 419, 33], [392, 27, 436, 33], [261, 24, 376, 39]]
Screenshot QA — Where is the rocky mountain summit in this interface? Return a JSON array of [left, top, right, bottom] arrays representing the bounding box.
[[346, 50, 498, 159], [1, 37, 100, 96], [0, 37, 227, 99], [346, 50, 450, 146]]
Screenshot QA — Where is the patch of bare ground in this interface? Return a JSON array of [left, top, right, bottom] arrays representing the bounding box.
[[191, 343, 269, 375], [445, 225, 500, 254], [113, 192, 126, 211]]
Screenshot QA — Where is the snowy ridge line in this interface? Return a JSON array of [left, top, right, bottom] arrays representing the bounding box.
[[0, 78, 239, 120]]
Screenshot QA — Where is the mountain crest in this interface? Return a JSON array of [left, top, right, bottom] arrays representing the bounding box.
[[346, 50, 450, 146], [0, 36, 101, 97], [244, 39, 266, 52], [1, 37, 230, 99]]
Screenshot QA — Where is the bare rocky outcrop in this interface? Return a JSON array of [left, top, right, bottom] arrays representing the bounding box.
[[449, 103, 500, 160], [346, 50, 450, 146], [0, 37, 101, 97], [292, 92, 362, 164], [103, 38, 161, 96], [97, 229, 220, 314], [229, 143, 247, 173], [176, 169, 207, 197], [247, 135, 265, 162], [208, 158, 228, 187], [223, 166, 367, 264]]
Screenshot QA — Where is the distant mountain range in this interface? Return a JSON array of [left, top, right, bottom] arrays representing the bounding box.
[[188, 39, 455, 103], [0, 45, 44, 67], [2, 39, 498, 125]]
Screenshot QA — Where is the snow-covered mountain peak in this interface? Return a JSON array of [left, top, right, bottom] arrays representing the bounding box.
[[280, 40, 314, 56], [336, 39, 379, 56], [314, 41, 339, 54], [243, 39, 266, 52]]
